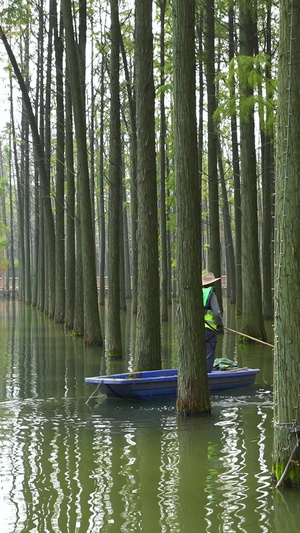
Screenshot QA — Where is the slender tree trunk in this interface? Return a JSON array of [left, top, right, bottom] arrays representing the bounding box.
[[32, 3, 43, 308], [197, 12, 204, 261], [123, 183, 132, 299], [54, 5, 65, 323], [99, 56, 106, 307], [261, 6, 274, 319], [38, 200, 45, 312], [217, 138, 236, 302], [0, 25, 56, 316], [89, 16, 95, 236], [10, 75, 25, 303], [119, 175, 126, 311], [8, 131, 16, 299], [119, 23, 138, 314], [107, 0, 122, 357], [134, 0, 161, 370], [273, 0, 300, 487], [73, 200, 84, 336], [22, 32, 31, 306], [44, 0, 55, 316], [62, 0, 102, 345], [229, 3, 242, 312], [173, 0, 210, 415], [239, 0, 266, 340], [65, 58, 75, 329], [159, 0, 168, 322], [205, 0, 222, 307], [119, 146, 127, 310]]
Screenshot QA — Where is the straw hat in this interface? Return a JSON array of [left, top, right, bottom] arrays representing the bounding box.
[[202, 272, 221, 286]]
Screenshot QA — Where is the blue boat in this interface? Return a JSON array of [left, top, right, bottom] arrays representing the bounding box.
[[85, 367, 260, 400]]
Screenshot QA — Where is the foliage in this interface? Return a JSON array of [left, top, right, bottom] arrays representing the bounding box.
[[215, 53, 277, 133]]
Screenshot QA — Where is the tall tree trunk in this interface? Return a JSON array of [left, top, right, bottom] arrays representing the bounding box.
[[32, 3, 43, 308], [62, 0, 102, 345], [89, 16, 95, 236], [119, 23, 138, 314], [239, 0, 266, 340], [8, 131, 16, 298], [98, 55, 106, 307], [107, 0, 122, 357], [119, 147, 127, 310], [65, 58, 75, 329], [217, 138, 236, 302], [173, 0, 210, 415], [205, 0, 222, 308], [0, 25, 56, 317], [196, 12, 204, 268], [54, 4, 65, 323], [262, 5, 275, 319], [134, 0, 161, 370], [159, 0, 168, 322], [229, 3, 242, 312], [38, 199, 45, 312], [22, 32, 31, 306], [73, 200, 84, 336], [273, 0, 300, 487], [10, 74, 25, 303], [122, 181, 131, 300], [44, 0, 55, 316]]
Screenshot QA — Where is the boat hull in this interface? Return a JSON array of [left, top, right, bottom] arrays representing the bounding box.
[[85, 368, 260, 400]]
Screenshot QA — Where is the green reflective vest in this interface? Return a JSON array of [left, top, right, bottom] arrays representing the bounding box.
[[202, 287, 217, 331]]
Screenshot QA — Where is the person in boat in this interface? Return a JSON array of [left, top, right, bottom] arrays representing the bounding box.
[[202, 272, 224, 373]]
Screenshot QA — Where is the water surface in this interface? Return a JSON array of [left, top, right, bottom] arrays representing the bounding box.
[[0, 300, 299, 532]]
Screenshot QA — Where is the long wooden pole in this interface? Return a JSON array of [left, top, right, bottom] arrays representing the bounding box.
[[224, 326, 274, 348]]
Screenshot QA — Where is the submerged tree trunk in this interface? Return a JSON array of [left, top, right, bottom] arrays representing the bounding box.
[[65, 59, 75, 329], [54, 6, 65, 324], [107, 0, 122, 357], [0, 25, 56, 316], [239, 0, 266, 341], [98, 56, 106, 307], [134, 0, 161, 370], [273, 0, 300, 487], [10, 75, 25, 303], [62, 0, 102, 345], [173, 0, 210, 416]]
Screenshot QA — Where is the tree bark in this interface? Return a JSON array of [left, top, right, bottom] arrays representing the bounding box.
[[119, 21, 138, 314], [205, 0, 222, 307], [0, 25, 56, 316], [134, 0, 161, 370], [65, 58, 75, 329], [62, 0, 102, 345], [54, 5, 65, 324], [107, 0, 122, 357], [98, 55, 106, 307], [229, 2, 242, 312], [273, 0, 300, 487], [159, 0, 168, 322], [217, 138, 235, 302], [239, 0, 266, 340], [173, 0, 210, 415]]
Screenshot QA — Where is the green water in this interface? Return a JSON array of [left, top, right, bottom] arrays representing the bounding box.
[[0, 300, 299, 533]]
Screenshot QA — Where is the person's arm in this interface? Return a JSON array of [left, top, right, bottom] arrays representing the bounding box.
[[210, 293, 223, 326]]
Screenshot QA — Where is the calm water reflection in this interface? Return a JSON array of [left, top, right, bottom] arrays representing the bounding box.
[[0, 300, 299, 532]]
